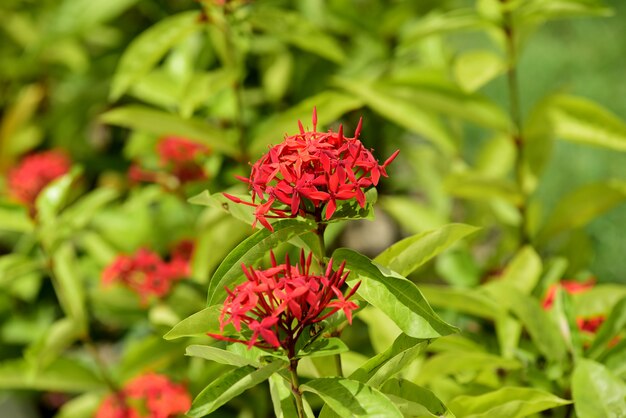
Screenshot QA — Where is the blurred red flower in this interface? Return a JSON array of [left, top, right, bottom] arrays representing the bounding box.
[[210, 251, 359, 355], [96, 373, 191, 418], [102, 246, 190, 304], [7, 150, 71, 206], [226, 109, 399, 230], [157, 136, 210, 183]]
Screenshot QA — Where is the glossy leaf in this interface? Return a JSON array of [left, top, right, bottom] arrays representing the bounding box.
[[381, 378, 450, 418], [374, 223, 479, 277], [186, 345, 263, 367], [36, 168, 81, 226], [448, 387, 571, 418], [164, 305, 222, 340], [334, 248, 458, 338], [297, 338, 349, 359], [207, 218, 316, 306], [350, 333, 429, 388], [100, 105, 239, 156], [419, 285, 499, 319], [188, 361, 286, 417], [572, 359, 626, 418], [110, 11, 201, 100], [302, 377, 403, 418], [269, 373, 298, 418]]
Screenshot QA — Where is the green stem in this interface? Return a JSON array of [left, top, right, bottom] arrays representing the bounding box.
[[289, 359, 306, 418], [503, 3, 530, 247]]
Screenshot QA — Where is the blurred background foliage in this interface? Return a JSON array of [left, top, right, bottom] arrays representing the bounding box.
[[1, 0, 626, 416]]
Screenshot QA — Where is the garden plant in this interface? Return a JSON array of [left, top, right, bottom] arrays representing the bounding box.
[[1, 0, 626, 417]]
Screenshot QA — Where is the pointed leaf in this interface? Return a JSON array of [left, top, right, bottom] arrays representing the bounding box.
[[302, 377, 403, 418], [375, 223, 479, 277], [380, 378, 450, 418], [207, 219, 316, 306], [188, 361, 286, 417], [269, 373, 298, 418], [449, 387, 571, 418], [335, 248, 457, 339], [164, 306, 222, 340], [498, 246, 542, 294]]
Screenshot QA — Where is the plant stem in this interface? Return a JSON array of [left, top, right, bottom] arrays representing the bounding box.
[[503, 3, 530, 247], [334, 352, 344, 377], [289, 359, 306, 418]]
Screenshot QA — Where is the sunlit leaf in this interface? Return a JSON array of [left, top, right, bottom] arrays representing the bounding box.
[[110, 11, 201, 100], [374, 223, 479, 277], [572, 359, 626, 418], [449, 387, 571, 418], [302, 377, 403, 418], [188, 361, 286, 417], [334, 248, 458, 339]]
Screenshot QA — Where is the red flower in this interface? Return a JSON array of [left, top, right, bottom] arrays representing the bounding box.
[[157, 136, 210, 183], [542, 279, 596, 310], [542, 278, 608, 336], [96, 373, 191, 418], [209, 251, 360, 355], [102, 248, 188, 304], [226, 109, 399, 230], [7, 150, 71, 206]]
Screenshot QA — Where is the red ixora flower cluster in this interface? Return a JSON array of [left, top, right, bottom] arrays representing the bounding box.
[[210, 251, 360, 354], [226, 109, 399, 230], [102, 241, 193, 304], [129, 136, 210, 185], [7, 150, 71, 206], [543, 278, 605, 334], [96, 373, 191, 418]]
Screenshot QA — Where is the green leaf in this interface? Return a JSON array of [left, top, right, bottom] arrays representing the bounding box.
[[269, 373, 298, 418], [382, 75, 511, 132], [416, 352, 521, 385], [548, 94, 626, 151], [350, 333, 429, 388], [59, 188, 118, 230], [249, 8, 345, 63], [572, 359, 626, 418], [454, 50, 506, 92], [444, 173, 522, 205], [0, 204, 34, 232], [55, 393, 100, 418], [207, 218, 316, 306], [25, 317, 83, 370], [374, 223, 479, 277], [302, 377, 403, 418], [448, 387, 571, 418], [188, 361, 286, 417], [419, 285, 499, 319], [498, 246, 542, 294], [100, 105, 239, 156], [335, 78, 456, 155], [186, 344, 267, 367], [110, 11, 201, 100], [189, 190, 256, 226], [297, 338, 349, 359], [573, 284, 626, 318], [328, 188, 377, 223], [380, 378, 450, 418], [164, 305, 222, 340], [379, 196, 447, 234], [117, 336, 187, 381], [401, 9, 493, 42], [334, 248, 458, 339], [35, 167, 81, 226], [539, 181, 626, 239], [0, 358, 104, 392], [250, 91, 362, 156], [588, 297, 626, 359], [483, 282, 567, 361], [519, 0, 613, 25], [51, 243, 86, 328]]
